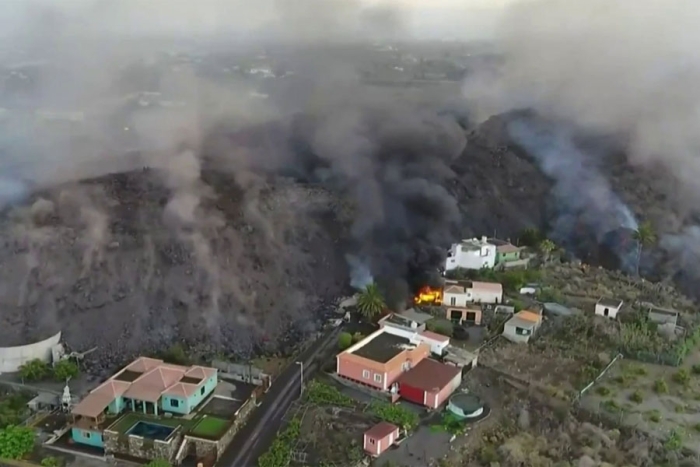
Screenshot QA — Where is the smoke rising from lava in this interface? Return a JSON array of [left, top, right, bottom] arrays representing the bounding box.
[[463, 0, 700, 271], [0, 1, 470, 352]]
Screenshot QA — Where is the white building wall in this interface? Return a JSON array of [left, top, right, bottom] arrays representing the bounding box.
[[445, 243, 497, 271], [594, 304, 621, 318], [382, 325, 447, 355], [471, 290, 502, 304], [444, 289, 501, 305], [0, 331, 62, 373], [502, 323, 531, 344], [443, 291, 472, 307]]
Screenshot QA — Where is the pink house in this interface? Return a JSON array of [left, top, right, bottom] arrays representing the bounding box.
[[336, 329, 430, 391], [364, 422, 400, 457]]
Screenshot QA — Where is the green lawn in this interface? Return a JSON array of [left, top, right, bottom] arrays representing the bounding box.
[[190, 416, 229, 438]]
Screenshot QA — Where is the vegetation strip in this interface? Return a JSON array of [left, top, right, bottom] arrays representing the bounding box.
[[257, 417, 301, 467]]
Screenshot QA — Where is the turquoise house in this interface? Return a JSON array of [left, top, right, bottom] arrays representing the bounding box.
[[70, 357, 219, 448]]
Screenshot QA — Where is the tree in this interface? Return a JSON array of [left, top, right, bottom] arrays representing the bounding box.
[[18, 359, 49, 382], [0, 425, 35, 460], [632, 221, 657, 276], [538, 239, 556, 261], [52, 360, 79, 382], [337, 332, 353, 350], [357, 283, 386, 321]]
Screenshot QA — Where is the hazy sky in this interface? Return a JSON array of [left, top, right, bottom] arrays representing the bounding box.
[[0, 0, 516, 43]]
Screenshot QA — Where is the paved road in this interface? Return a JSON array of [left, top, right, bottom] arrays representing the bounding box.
[[217, 325, 343, 467]]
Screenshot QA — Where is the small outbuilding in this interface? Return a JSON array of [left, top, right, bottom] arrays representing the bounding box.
[[364, 421, 400, 457], [397, 358, 462, 409], [595, 297, 623, 319], [502, 310, 543, 344]]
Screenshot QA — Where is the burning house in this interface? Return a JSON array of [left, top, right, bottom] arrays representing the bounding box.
[[414, 286, 443, 306]]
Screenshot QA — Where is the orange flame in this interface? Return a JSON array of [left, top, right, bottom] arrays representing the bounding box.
[[414, 286, 443, 305]]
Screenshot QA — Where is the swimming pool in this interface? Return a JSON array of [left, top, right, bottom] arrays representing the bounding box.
[[126, 421, 176, 441]]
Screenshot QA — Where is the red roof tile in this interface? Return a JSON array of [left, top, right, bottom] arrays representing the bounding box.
[[397, 359, 461, 392], [365, 422, 398, 440]]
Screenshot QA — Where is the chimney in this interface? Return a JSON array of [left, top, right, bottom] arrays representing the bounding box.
[[481, 236, 487, 243]]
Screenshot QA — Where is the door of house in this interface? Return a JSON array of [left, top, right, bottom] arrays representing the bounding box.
[[604, 308, 609, 317], [449, 309, 462, 322], [465, 311, 477, 323]]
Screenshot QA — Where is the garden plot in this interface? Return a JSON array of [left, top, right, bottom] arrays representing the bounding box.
[[579, 352, 700, 453], [294, 404, 373, 466], [480, 314, 622, 399]]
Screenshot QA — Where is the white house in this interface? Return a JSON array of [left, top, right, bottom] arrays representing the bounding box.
[[443, 280, 503, 305], [502, 310, 543, 344], [445, 237, 497, 272], [595, 298, 623, 319]]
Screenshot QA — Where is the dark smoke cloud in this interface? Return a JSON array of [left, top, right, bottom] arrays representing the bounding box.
[[0, 0, 472, 351], [204, 100, 466, 296]]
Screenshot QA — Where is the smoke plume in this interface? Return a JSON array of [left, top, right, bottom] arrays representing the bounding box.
[[463, 0, 700, 271], [0, 0, 474, 352]]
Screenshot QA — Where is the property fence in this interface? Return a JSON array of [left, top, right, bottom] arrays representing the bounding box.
[[575, 353, 623, 402], [621, 326, 700, 368]]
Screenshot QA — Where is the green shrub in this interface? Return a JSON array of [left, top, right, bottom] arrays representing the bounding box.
[[53, 360, 79, 382], [648, 410, 661, 422], [338, 332, 353, 350], [18, 359, 49, 382], [160, 344, 189, 365], [653, 379, 668, 394], [665, 428, 684, 451], [305, 381, 354, 407], [368, 401, 419, 430], [692, 364, 700, 375], [0, 425, 35, 460], [673, 369, 690, 386], [40, 457, 63, 467], [143, 460, 170, 467], [596, 386, 611, 396], [629, 390, 643, 403], [351, 332, 365, 343]]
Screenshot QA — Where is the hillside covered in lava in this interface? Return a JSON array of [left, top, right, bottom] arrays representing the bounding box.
[[0, 105, 693, 362]]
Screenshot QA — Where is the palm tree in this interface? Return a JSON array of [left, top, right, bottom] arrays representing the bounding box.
[[632, 221, 657, 276], [538, 239, 556, 261], [357, 283, 386, 321]]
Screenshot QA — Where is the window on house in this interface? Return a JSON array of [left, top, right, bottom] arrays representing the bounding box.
[[369, 438, 376, 444], [362, 370, 370, 379], [515, 327, 531, 336], [84, 431, 91, 439], [402, 361, 411, 371], [170, 399, 180, 408], [201, 386, 205, 396], [450, 297, 456, 306], [374, 374, 382, 383]]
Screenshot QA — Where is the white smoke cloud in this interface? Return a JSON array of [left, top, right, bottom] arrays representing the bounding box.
[[463, 0, 700, 202]]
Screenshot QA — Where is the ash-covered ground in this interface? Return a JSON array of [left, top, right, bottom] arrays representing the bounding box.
[[0, 171, 350, 353], [0, 107, 686, 362]]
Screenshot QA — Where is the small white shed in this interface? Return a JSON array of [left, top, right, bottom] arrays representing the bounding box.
[[595, 298, 623, 319]]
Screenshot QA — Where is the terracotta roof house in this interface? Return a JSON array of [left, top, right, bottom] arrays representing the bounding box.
[[70, 357, 218, 449], [397, 358, 462, 409], [336, 329, 431, 391], [364, 422, 400, 457], [502, 310, 543, 343], [443, 280, 503, 306]]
